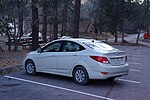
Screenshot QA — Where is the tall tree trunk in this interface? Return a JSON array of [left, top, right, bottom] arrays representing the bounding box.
[[53, 0, 58, 40], [122, 0, 125, 43], [70, 9, 74, 35], [122, 19, 125, 43], [114, 30, 117, 42], [0, 20, 11, 51], [73, 0, 81, 38], [136, 29, 141, 44], [7, 30, 11, 51], [136, 0, 150, 44], [49, 23, 53, 41], [18, 0, 23, 38], [14, 0, 24, 51], [61, 0, 68, 37], [42, 0, 47, 43], [114, 21, 118, 42], [113, 0, 119, 42], [84, 19, 91, 33], [31, 0, 39, 50], [6, 24, 11, 51]]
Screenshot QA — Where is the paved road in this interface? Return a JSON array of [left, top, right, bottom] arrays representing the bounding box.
[[0, 45, 150, 100], [107, 33, 150, 47]]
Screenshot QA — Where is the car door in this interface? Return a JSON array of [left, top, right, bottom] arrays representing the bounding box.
[[35, 41, 62, 73], [57, 41, 83, 74]]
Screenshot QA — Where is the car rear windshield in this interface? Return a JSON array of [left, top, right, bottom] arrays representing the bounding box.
[[82, 40, 114, 51]]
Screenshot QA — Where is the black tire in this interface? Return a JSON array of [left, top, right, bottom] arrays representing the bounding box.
[[107, 77, 116, 81], [25, 60, 36, 75], [73, 66, 89, 85]]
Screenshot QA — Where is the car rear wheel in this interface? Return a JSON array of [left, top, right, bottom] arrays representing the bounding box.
[[107, 77, 117, 81], [73, 66, 89, 85], [25, 60, 36, 75]]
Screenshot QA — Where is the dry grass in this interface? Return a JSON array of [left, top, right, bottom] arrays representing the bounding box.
[[0, 50, 30, 69]]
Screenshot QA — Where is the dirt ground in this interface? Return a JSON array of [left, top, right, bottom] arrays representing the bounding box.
[[0, 50, 29, 69], [0, 36, 30, 69]]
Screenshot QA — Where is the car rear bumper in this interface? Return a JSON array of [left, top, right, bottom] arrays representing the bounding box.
[[88, 63, 129, 79]]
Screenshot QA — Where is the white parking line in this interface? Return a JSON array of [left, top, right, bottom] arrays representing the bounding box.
[[128, 55, 141, 58], [118, 79, 141, 84], [4, 75, 114, 100], [127, 53, 141, 55], [128, 62, 141, 65], [128, 58, 141, 61], [132, 53, 141, 55], [129, 69, 140, 72]]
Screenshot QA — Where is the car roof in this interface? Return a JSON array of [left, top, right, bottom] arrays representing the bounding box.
[[57, 38, 95, 43]]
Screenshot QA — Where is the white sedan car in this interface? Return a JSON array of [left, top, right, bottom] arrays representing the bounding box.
[[23, 38, 129, 85]]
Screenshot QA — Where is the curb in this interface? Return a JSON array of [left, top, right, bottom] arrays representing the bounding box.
[[0, 64, 23, 75]]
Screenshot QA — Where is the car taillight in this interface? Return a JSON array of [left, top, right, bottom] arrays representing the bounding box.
[[90, 56, 110, 64], [101, 72, 109, 75]]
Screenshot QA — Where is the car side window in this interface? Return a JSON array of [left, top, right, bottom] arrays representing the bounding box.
[[62, 41, 85, 52], [42, 42, 62, 52]]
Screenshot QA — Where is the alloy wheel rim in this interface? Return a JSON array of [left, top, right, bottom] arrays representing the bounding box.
[[75, 69, 85, 83], [26, 63, 34, 74]]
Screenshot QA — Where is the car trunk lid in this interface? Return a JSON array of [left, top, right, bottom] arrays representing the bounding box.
[[104, 51, 127, 66]]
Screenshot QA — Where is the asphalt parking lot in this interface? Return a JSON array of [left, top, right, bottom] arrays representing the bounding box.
[[0, 45, 150, 100]]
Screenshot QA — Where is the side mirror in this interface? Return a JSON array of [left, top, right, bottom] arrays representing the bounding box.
[[37, 47, 42, 53]]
